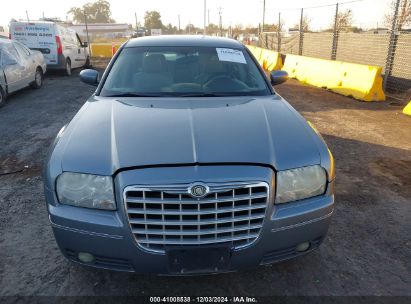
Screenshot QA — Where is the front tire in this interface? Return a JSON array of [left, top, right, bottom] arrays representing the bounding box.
[[65, 59, 72, 76], [31, 68, 43, 89], [0, 86, 6, 108]]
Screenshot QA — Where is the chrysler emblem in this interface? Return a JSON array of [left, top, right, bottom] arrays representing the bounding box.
[[188, 183, 209, 199]]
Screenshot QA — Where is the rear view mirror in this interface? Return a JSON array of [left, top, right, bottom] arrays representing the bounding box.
[[80, 69, 99, 86], [270, 70, 288, 86]]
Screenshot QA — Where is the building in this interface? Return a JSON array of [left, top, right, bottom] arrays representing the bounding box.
[[68, 23, 131, 41]]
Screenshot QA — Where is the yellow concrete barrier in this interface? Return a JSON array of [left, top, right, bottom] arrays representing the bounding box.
[[403, 101, 411, 116], [261, 49, 283, 71], [282, 54, 386, 102], [90, 43, 123, 58], [246, 45, 282, 71]]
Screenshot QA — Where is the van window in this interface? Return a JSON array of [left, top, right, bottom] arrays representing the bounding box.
[[76, 34, 83, 47]]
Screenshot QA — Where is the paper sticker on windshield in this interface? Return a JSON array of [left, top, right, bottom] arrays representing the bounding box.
[[216, 48, 247, 64]]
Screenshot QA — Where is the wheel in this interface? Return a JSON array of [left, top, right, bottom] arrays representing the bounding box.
[[0, 86, 6, 108], [85, 56, 91, 68], [31, 68, 43, 89], [65, 59, 72, 76]]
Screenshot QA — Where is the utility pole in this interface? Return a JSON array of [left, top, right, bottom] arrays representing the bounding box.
[[384, 0, 401, 89], [84, 11, 91, 66], [262, 0, 266, 34], [208, 9, 210, 26], [26, 10, 30, 22], [331, 3, 339, 60], [178, 14, 181, 31], [135, 12, 138, 31], [298, 8, 304, 55], [204, 0, 207, 35], [277, 12, 281, 52], [218, 7, 223, 37]]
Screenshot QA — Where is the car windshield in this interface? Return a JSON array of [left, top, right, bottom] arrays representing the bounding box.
[[100, 46, 271, 97]]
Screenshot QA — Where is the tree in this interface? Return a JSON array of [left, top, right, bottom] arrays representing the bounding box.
[[385, 0, 411, 30], [243, 25, 259, 35], [185, 24, 201, 34], [144, 11, 163, 30], [334, 9, 353, 31], [206, 23, 220, 35], [68, 0, 115, 24], [232, 23, 243, 36], [263, 22, 284, 32], [163, 23, 178, 34], [293, 16, 311, 32]]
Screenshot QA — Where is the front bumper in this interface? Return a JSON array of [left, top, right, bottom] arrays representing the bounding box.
[[45, 165, 334, 274]]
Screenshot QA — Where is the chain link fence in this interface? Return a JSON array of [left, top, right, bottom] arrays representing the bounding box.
[[259, 0, 411, 97]]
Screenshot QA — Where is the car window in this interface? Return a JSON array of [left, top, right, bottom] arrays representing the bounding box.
[[6, 45, 19, 60], [100, 46, 270, 97], [2, 48, 18, 65], [20, 43, 31, 55], [14, 42, 30, 57]]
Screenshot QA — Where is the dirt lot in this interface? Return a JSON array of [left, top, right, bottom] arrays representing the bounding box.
[[0, 62, 410, 297]]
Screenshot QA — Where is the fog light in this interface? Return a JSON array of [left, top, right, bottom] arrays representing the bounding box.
[[78, 252, 95, 263], [296, 242, 310, 252]]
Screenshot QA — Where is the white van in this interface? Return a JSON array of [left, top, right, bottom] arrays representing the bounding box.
[[9, 21, 89, 75]]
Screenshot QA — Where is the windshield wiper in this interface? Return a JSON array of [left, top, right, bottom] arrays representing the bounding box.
[[178, 93, 224, 97], [104, 92, 164, 97]]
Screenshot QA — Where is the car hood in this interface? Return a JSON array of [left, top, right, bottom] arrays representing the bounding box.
[[57, 95, 322, 175]]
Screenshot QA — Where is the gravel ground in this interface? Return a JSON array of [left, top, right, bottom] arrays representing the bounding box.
[[0, 62, 410, 296]]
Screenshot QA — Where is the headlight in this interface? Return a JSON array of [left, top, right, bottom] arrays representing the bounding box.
[[56, 172, 116, 210], [276, 165, 326, 204]]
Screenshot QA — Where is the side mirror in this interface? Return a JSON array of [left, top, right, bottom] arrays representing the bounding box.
[[82, 42, 88, 48], [80, 69, 99, 86], [5, 58, 18, 66], [270, 70, 288, 86]]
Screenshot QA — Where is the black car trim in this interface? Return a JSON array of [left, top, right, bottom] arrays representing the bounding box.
[[112, 162, 277, 178]]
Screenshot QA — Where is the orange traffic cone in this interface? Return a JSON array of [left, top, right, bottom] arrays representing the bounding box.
[[111, 42, 115, 57]]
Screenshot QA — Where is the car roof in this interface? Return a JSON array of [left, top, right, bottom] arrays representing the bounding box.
[[125, 35, 244, 49], [0, 37, 13, 48]]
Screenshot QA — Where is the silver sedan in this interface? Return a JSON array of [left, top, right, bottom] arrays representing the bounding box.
[[0, 37, 47, 107]]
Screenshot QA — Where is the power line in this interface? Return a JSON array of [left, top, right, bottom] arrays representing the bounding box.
[[265, 0, 367, 12]]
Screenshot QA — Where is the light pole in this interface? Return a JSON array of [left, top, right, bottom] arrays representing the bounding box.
[[218, 7, 223, 37], [204, 0, 207, 35]]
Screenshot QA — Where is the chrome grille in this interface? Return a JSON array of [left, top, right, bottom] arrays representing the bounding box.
[[124, 182, 269, 253]]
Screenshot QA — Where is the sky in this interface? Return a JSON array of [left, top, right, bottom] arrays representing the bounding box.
[[1, 0, 392, 31]]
